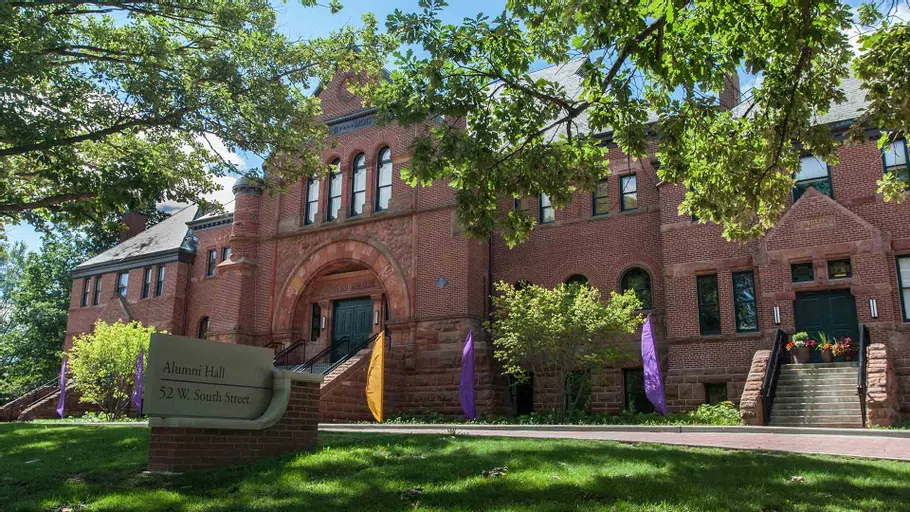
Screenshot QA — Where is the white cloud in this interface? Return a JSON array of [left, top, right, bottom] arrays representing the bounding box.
[[198, 133, 245, 168]]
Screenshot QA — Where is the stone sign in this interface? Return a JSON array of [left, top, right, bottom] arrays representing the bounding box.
[[329, 113, 375, 135], [796, 216, 836, 233], [144, 333, 274, 420]]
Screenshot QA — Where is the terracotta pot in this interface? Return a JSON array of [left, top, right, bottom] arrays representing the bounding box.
[[820, 349, 834, 363], [790, 346, 812, 364]]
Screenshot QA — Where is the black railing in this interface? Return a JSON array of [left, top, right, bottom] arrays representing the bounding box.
[[761, 328, 789, 425], [272, 340, 307, 368], [857, 323, 870, 427], [284, 332, 381, 375]]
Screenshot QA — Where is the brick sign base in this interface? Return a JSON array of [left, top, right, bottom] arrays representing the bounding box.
[[148, 373, 322, 473]]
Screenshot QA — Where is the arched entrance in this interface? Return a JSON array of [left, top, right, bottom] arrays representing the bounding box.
[[273, 238, 411, 357]]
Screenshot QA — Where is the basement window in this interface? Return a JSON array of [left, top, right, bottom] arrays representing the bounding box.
[[704, 383, 728, 405]]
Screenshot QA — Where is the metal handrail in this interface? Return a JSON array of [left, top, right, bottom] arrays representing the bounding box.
[[322, 332, 381, 375], [761, 328, 789, 425], [272, 340, 306, 366], [287, 332, 381, 375], [857, 323, 870, 427]]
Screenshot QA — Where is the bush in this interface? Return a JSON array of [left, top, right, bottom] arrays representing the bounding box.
[[68, 320, 156, 420], [380, 402, 742, 426]]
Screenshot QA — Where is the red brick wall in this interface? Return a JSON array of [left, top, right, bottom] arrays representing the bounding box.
[[147, 379, 320, 472]]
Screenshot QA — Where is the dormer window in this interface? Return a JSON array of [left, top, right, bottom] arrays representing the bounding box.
[[883, 139, 909, 186], [794, 156, 832, 201]]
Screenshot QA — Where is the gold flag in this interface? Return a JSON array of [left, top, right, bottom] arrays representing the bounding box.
[[365, 331, 385, 422]]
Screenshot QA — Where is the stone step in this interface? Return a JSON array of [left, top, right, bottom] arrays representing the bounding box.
[[771, 401, 862, 410], [773, 396, 861, 405], [780, 362, 859, 370], [769, 419, 863, 428], [777, 378, 859, 386], [778, 370, 859, 378], [775, 392, 860, 400], [771, 407, 862, 418]]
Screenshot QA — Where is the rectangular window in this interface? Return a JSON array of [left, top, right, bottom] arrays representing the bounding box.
[[376, 148, 393, 211], [117, 272, 129, 298], [620, 174, 638, 211], [92, 276, 101, 305], [222, 246, 231, 262], [697, 274, 720, 335], [732, 271, 758, 332], [794, 156, 832, 201], [704, 383, 729, 405], [791, 262, 814, 283], [623, 369, 654, 413], [80, 278, 90, 307], [539, 193, 555, 224], [310, 303, 321, 341], [898, 256, 910, 322], [883, 139, 910, 185], [327, 162, 342, 221], [827, 258, 852, 279], [593, 178, 609, 215], [155, 265, 165, 297], [304, 177, 319, 225], [141, 267, 152, 299], [351, 153, 366, 216], [206, 249, 217, 277], [514, 197, 529, 212]]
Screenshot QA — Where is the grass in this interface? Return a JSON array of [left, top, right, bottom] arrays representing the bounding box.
[[2, 424, 910, 511]]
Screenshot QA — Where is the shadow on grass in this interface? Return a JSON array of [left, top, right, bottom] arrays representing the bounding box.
[[3, 426, 910, 511]]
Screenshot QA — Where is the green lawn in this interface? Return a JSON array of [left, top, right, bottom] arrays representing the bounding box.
[[2, 424, 909, 511]]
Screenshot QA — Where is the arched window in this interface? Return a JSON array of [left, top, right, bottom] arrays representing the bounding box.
[[565, 274, 589, 287], [620, 268, 652, 309], [304, 173, 320, 225], [376, 147, 393, 212], [351, 153, 366, 216], [327, 159, 342, 221], [514, 280, 532, 291], [197, 317, 209, 339]]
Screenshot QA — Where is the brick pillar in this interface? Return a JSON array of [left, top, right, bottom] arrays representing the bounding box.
[[211, 177, 263, 344]]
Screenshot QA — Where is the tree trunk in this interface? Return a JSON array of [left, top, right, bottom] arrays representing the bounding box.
[[555, 370, 568, 423]]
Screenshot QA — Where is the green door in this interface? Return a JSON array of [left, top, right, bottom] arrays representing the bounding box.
[[331, 298, 373, 362], [794, 290, 859, 348]]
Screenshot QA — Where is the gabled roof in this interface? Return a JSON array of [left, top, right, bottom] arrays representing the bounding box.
[[730, 75, 867, 127], [73, 205, 201, 277]]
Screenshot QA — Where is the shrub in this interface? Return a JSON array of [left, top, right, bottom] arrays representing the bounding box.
[[68, 320, 156, 420]]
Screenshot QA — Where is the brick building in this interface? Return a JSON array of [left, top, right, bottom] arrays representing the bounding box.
[[62, 62, 909, 425]]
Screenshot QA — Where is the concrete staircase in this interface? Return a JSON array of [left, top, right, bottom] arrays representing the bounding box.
[[769, 362, 863, 428]]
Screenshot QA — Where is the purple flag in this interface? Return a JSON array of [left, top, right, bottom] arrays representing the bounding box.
[[459, 330, 477, 420], [131, 349, 144, 415], [641, 313, 667, 416], [55, 358, 66, 419]]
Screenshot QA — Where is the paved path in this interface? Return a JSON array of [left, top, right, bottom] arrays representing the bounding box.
[[321, 425, 910, 462]]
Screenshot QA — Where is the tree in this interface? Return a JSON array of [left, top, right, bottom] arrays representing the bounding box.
[[68, 320, 155, 419], [0, 231, 93, 402], [488, 282, 643, 419], [1, 0, 392, 228], [369, 0, 907, 244]]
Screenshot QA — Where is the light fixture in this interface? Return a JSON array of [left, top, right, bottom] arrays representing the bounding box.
[[773, 305, 781, 325], [321, 315, 326, 329], [869, 298, 879, 319], [374, 310, 380, 325]]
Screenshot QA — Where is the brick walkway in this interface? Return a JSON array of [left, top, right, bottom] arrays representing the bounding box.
[[321, 425, 910, 461]]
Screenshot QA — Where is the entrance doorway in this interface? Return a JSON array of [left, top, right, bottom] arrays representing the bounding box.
[[331, 298, 373, 362], [793, 290, 859, 348]]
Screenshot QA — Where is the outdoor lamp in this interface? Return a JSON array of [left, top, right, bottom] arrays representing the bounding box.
[[321, 315, 326, 329], [374, 310, 380, 325], [869, 298, 879, 319], [772, 305, 781, 325]]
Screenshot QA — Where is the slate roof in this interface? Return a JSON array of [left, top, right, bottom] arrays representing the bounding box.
[[73, 205, 200, 277], [730, 75, 867, 127]]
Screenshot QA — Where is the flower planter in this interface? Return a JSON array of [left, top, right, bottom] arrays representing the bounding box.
[[820, 349, 834, 363], [834, 355, 846, 362], [790, 346, 812, 364]]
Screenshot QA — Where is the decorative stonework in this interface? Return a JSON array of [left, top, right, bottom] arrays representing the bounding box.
[[865, 342, 900, 427], [740, 350, 771, 426]]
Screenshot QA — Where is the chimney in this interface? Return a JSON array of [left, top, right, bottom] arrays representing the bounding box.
[[719, 73, 741, 110], [119, 212, 147, 243]]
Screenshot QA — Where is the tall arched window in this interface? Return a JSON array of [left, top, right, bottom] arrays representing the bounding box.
[[376, 147, 393, 211], [327, 159, 342, 221], [351, 153, 366, 216], [304, 174, 320, 225], [621, 268, 652, 309], [197, 317, 209, 339]]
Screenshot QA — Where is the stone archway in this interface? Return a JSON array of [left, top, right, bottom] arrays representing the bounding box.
[[273, 238, 411, 334]]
